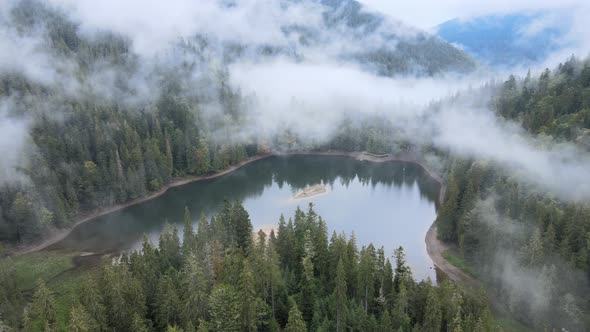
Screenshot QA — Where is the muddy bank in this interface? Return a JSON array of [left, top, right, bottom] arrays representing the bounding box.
[[14, 153, 272, 255]]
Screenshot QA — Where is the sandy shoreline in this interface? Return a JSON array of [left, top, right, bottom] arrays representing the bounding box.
[[13, 149, 476, 286]]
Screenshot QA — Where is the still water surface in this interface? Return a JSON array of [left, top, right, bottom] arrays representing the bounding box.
[[57, 155, 440, 280]]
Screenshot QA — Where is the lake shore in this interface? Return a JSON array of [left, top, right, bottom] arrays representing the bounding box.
[[12, 149, 477, 286]]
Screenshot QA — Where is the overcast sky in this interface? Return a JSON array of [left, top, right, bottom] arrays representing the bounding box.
[[356, 0, 588, 29]]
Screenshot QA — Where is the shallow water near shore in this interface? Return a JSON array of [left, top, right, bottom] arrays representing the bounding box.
[[54, 155, 440, 281]]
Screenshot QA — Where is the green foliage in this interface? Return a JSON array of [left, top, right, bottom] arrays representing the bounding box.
[[285, 305, 307, 332], [441, 250, 475, 277], [5, 204, 497, 331], [0, 259, 24, 327], [67, 304, 95, 332], [24, 280, 57, 332], [435, 58, 590, 329], [334, 258, 347, 332], [423, 288, 442, 332], [208, 284, 240, 332]]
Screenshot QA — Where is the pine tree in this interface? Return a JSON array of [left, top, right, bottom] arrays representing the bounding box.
[[299, 230, 316, 326], [166, 136, 174, 176], [393, 246, 411, 293], [166, 325, 185, 332], [266, 233, 283, 321], [0, 259, 24, 327], [391, 283, 410, 331], [382, 259, 394, 308], [180, 255, 209, 327], [160, 224, 182, 269], [232, 201, 253, 254], [358, 245, 376, 313], [208, 285, 240, 332], [130, 312, 150, 332], [524, 228, 544, 267], [239, 260, 258, 331], [423, 288, 442, 332], [334, 258, 347, 332], [195, 137, 211, 175], [67, 304, 95, 332], [196, 212, 210, 252], [182, 207, 197, 257], [196, 319, 209, 332], [78, 277, 107, 329], [155, 272, 181, 329], [285, 305, 307, 332], [437, 173, 461, 242], [101, 264, 147, 331], [23, 280, 56, 332], [10, 192, 38, 242]]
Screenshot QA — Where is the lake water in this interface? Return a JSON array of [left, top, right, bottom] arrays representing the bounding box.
[[55, 155, 441, 281]]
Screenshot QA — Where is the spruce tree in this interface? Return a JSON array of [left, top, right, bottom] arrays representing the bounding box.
[[23, 280, 56, 332], [209, 285, 240, 332], [67, 304, 95, 332], [285, 305, 307, 332], [423, 288, 442, 332], [182, 206, 197, 257], [239, 260, 258, 331], [334, 258, 347, 332]]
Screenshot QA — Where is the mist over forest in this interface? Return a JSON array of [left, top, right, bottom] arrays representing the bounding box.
[[0, 0, 590, 331]]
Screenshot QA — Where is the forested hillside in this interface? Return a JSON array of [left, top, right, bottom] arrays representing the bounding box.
[[0, 0, 471, 245], [0, 0, 257, 243], [319, 0, 477, 75], [436, 57, 590, 330], [0, 203, 499, 331], [2, 0, 590, 331]]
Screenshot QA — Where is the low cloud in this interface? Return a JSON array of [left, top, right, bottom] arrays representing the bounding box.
[[0, 0, 589, 203], [431, 102, 590, 201], [0, 100, 30, 185]]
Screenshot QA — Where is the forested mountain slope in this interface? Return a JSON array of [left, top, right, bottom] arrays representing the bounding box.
[[436, 56, 590, 330], [0, 0, 475, 245], [317, 0, 477, 75]]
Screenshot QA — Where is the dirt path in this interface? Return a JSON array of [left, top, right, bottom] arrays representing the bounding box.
[[425, 225, 479, 287], [13, 149, 476, 288]]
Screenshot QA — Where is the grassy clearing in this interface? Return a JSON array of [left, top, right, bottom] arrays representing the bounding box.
[[442, 249, 476, 277], [2, 251, 102, 331], [9, 251, 77, 291], [497, 318, 533, 332]]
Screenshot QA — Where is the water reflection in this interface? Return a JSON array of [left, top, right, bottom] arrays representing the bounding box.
[[54, 155, 440, 280]]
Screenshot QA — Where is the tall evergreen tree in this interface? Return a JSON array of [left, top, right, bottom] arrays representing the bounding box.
[[180, 255, 209, 328], [423, 288, 442, 332], [208, 284, 240, 332], [23, 280, 56, 332], [334, 258, 347, 332], [182, 207, 197, 257], [239, 260, 258, 331], [285, 305, 307, 332], [67, 304, 95, 332]]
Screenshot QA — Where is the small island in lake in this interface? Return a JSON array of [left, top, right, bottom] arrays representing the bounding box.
[[293, 183, 328, 200]]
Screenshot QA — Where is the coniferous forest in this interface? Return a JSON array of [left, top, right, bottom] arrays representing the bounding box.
[[1, 203, 498, 332], [436, 58, 590, 330], [1, 0, 590, 331]]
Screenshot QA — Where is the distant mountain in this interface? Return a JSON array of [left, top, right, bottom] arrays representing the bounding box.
[[222, 0, 478, 76], [436, 13, 570, 68], [318, 0, 478, 75]]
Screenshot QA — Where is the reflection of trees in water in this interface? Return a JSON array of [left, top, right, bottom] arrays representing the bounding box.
[[60, 155, 440, 252], [267, 156, 439, 204]]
